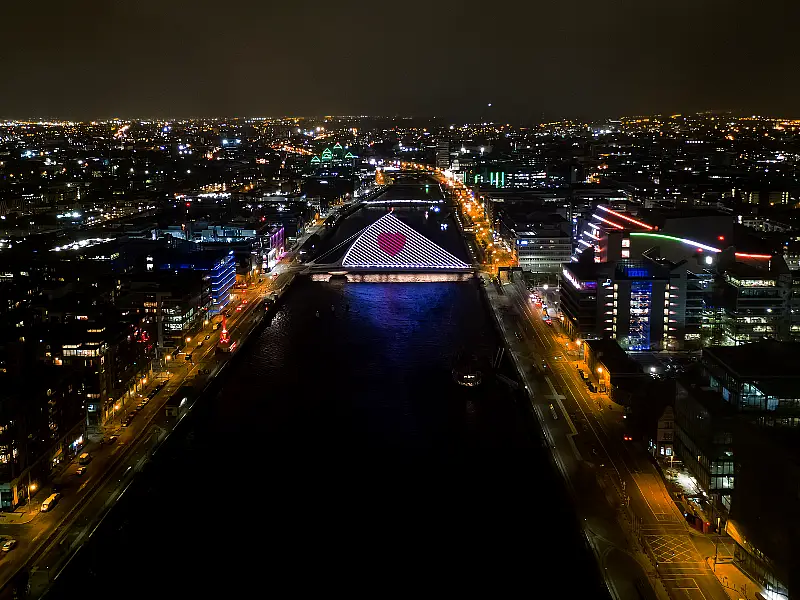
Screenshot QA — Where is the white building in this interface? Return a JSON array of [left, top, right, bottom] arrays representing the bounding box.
[[514, 229, 572, 273]]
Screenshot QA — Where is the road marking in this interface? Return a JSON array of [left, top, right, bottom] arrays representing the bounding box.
[[545, 376, 582, 461]]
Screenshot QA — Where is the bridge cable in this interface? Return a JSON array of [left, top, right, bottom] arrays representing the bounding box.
[[310, 224, 371, 265]]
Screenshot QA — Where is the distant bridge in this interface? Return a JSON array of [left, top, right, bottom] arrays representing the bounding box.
[[361, 198, 444, 206], [304, 212, 475, 281]]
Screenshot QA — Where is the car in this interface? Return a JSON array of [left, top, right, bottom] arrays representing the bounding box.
[[623, 434, 633, 442], [196, 340, 203, 347], [205, 334, 211, 340], [2, 539, 17, 552], [236, 305, 243, 311], [242, 299, 248, 305], [76, 466, 87, 476], [107, 436, 117, 444]]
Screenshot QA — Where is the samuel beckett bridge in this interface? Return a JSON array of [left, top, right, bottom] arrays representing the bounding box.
[[305, 212, 474, 282]]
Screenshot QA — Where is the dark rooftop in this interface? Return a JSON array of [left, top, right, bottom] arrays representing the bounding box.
[[585, 338, 643, 376], [703, 340, 800, 380]]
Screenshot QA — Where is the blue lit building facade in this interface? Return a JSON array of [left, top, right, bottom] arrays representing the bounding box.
[[209, 251, 236, 314], [156, 249, 235, 316]]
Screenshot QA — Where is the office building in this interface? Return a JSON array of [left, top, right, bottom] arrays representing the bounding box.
[[561, 257, 688, 350], [118, 272, 210, 352], [674, 341, 800, 598], [436, 138, 451, 170], [153, 248, 236, 315], [515, 229, 572, 273]]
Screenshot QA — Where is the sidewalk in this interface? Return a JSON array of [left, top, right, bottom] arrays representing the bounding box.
[[705, 558, 764, 600], [0, 502, 39, 525]]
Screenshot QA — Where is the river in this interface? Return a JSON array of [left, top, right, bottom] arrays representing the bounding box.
[[48, 193, 606, 598]]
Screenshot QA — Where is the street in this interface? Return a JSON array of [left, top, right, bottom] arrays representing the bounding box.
[[0, 267, 290, 598], [484, 276, 731, 600]]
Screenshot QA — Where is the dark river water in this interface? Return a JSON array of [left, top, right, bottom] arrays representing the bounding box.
[[49, 195, 606, 598]]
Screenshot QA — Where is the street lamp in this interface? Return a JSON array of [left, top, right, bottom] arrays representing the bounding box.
[[186, 336, 192, 343]]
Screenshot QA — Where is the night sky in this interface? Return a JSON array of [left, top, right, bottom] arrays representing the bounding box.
[[1, 0, 797, 121]]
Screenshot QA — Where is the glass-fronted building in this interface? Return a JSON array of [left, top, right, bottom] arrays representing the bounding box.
[[674, 341, 800, 599], [156, 249, 235, 316], [209, 251, 236, 314]]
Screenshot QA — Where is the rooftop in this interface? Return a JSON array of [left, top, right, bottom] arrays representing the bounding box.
[[563, 261, 609, 282], [703, 340, 800, 380], [585, 338, 643, 376]]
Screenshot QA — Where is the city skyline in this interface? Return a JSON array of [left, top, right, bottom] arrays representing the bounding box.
[[2, 0, 798, 121], [0, 25, 798, 595]]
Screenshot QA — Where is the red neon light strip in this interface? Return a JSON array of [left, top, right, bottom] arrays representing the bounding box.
[[735, 252, 772, 260], [592, 214, 625, 229], [598, 205, 654, 230]]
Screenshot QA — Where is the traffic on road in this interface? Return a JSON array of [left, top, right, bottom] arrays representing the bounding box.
[[0, 261, 294, 598]]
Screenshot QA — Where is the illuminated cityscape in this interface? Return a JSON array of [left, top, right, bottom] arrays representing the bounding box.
[[1, 0, 799, 598], [0, 109, 797, 599]]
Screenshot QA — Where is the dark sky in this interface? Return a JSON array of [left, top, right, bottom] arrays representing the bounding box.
[[1, 0, 797, 121]]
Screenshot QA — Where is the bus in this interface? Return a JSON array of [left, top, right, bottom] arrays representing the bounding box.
[[41, 493, 60, 512]]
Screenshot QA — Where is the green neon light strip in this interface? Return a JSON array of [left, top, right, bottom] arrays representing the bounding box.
[[630, 232, 721, 253]]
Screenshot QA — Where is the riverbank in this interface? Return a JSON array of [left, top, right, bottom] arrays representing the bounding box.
[[478, 274, 665, 600]]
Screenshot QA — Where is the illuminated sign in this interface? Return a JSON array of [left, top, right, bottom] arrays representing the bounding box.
[[342, 213, 470, 269]]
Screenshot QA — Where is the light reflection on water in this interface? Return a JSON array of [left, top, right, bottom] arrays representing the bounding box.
[[48, 271, 606, 600]]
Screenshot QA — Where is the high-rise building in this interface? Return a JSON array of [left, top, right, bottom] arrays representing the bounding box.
[[560, 257, 688, 350], [436, 138, 450, 171]]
